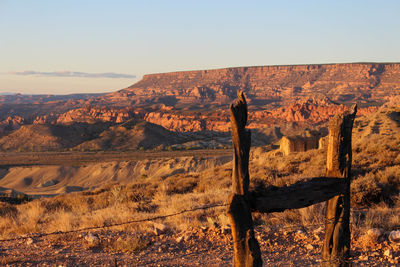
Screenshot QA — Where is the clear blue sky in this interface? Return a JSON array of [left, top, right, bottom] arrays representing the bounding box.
[[1, 0, 400, 94]]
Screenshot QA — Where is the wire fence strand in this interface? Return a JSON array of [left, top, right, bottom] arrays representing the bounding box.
[[0, 203, 227, 242], [1, 187, 398, 243]]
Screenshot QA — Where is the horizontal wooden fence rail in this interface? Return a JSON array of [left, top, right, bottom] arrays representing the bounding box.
[[248, 177, 347, 213], [227, 91, 356, 267]]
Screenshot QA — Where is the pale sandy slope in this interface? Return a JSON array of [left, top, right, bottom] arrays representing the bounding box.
[[0, 155, 231, 196]]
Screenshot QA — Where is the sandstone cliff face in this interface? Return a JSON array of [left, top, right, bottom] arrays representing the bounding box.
[[144, 112, 207, 132], [55, 106, 138, 124], [267, 98, 348, 123], [98, 63, 400, 106], [143, 99, 376, 132], [2, 63, 396, 134], [33, 114, 59, 124], [20, 97, 376, 133]]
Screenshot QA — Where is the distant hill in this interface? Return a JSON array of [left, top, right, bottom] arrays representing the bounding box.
[[96, 63, 400, 107], [0, 93, 106, 122], [0, 123, 107, 151], [0, 119, 189, 152], [0, 93, 105, 104], [1, 63, 399, 135], [75, 119, 186, 151], [0, 92, 16, 96]]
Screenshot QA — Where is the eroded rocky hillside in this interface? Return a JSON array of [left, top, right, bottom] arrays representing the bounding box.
[[1, 63, 399, 149], [98, 63, 400, 106]]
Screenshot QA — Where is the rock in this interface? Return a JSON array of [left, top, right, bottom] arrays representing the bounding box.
[[41, 179, 59, 187], [0, 187, 27, 199], [384, 249, 393, 258], [175, 236, 184, 243], [26, 238, 34, 245], [306, 244, 314, 250], [0, 116, 24, 134], [389, 230, 400, 242], [314, 227, 323, 234], [295, 229, 307, 239], [358, 255, 368, 261], [371, 252, 380, 257], [56, 106, 134, 124], [102, 63, 391, 129], [206, 217, 220, 228], [153, 223, 168, 235], [367, 228, 382, 239], [84, 232, 100, 244], [184, 234, 192, 242], [200, 226, 208, 231]]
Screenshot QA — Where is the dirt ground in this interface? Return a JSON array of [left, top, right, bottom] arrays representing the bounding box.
[[0, 149, 231, 168], [1, 225, 398, 266]]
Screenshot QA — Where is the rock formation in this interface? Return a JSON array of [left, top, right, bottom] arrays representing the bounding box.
[[0, 63, 397, 136], [55, 106, 139, 124], [98, 63, 400, 106], [143, 100, 376, 132], [0, 116, 24, 134], [280, 130, 321, 156]]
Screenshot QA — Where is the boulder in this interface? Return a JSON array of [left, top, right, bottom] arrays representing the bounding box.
[[84, 232, 100, 244], [389, 230, 400, 242], [384, 249, 393, 258], [367, 228, 382, 240], [153, 223, 168, 235]]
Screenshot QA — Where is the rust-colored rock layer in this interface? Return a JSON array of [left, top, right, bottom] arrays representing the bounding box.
[[1, 63, 399, 133], [99, 63, 400, 106]]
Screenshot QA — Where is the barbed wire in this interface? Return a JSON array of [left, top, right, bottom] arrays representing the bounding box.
[[260, 209, 360, 232], [0, 186, 398, 243], [0, 203, 227, 242]]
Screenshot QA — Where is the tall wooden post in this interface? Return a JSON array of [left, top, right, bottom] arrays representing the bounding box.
[[322, 105, 357, 266], [227, 91, 262, 267]]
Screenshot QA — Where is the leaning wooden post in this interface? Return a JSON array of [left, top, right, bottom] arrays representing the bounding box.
[[227, 91, 262, 267], [322, 104, 357, 266]]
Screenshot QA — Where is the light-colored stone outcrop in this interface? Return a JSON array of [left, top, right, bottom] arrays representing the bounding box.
[[280, 130, 320, 155]]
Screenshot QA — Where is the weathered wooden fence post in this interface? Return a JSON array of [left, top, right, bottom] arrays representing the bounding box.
[[322, 105, 357, 266], [227, 92, 356, 266], [227, 91, 262, 267]]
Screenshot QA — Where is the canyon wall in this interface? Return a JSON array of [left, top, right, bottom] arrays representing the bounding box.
[[2, 63, 398, 133], [98, 63, 400, 106]]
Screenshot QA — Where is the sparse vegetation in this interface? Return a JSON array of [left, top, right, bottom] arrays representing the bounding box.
[[0, 107, 399, 266]]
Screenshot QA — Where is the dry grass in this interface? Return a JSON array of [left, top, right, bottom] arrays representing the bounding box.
[[363, 203, 400, 230], [0, 107, 399, 239]]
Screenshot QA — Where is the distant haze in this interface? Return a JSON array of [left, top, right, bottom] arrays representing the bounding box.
[[1, 0, 400, 94]]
